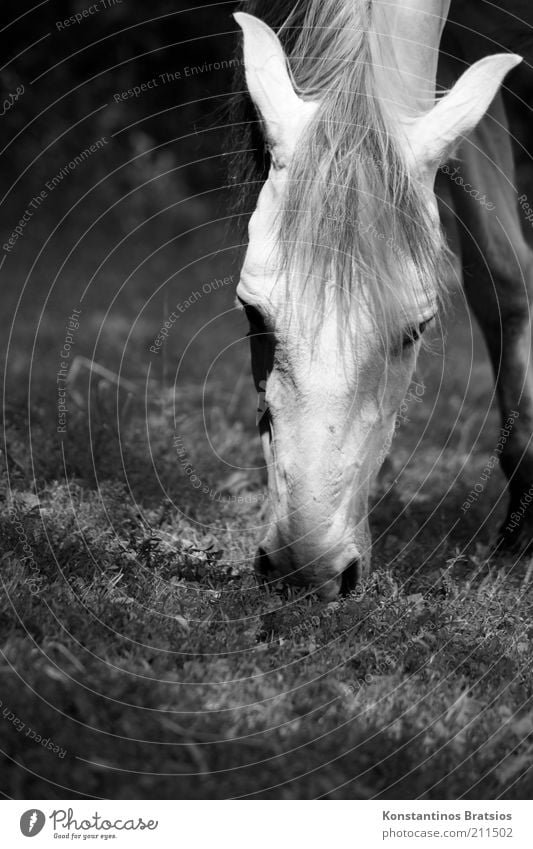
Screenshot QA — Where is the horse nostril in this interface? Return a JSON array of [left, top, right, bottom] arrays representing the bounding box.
[[340, 558, 362, 595], [254, 547, 273, 578]]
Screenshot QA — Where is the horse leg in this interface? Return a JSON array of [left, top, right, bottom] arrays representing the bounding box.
[[445, 91, 533, 550]]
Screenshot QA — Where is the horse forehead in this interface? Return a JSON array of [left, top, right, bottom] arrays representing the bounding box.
[[273, 341, 386, 414], [275, 297, 378, 372]]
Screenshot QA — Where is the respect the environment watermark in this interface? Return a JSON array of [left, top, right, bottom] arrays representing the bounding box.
[[113, 59, 244, 103], [3, 137, 108, 254]]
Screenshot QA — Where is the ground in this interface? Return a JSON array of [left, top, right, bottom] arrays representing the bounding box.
[[1, 250, 532, 799]]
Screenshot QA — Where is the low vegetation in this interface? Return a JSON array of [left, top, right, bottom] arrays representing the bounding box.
[[1, 332, 532, 799]]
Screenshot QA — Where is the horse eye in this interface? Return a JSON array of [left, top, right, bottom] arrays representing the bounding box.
[[402, 319, 432, 349], [238, 297, 267, 332], [246, 305, 266, 330]]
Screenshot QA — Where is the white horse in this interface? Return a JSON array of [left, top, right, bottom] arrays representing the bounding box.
[[233, 0, 531, 599]]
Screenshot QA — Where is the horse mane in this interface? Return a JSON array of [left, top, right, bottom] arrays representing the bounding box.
[[229, 0, 448, 340]]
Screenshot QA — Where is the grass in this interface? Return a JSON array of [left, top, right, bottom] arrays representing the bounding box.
[[1, 295, 533, 800]]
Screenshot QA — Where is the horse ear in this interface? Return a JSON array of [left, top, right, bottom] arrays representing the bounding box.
[[412, 53, 522, 171], [234, 12, 315, 160]]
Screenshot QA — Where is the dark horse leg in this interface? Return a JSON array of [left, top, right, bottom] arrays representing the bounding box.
[[444, 90, 533, 550]]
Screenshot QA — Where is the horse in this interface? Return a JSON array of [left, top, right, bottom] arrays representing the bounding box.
[[230, 0, 533, 599]]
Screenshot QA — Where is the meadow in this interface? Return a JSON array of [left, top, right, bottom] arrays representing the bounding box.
[[1, 235, 532, 798]]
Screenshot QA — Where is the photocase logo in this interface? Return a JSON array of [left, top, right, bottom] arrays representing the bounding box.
[[20, 810, 46, 837]]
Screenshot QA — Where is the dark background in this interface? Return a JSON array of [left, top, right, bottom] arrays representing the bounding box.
[[0, 0, 251, 405]]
